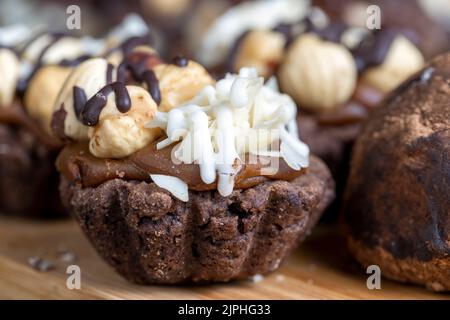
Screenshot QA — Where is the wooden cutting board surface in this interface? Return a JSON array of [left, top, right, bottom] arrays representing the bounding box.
[[0, 216, 447, 300]]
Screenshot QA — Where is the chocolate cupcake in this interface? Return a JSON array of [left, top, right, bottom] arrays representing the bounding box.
[[53, 48, 334, 284], [342, 54, 450, 292], [0, 29, 78, 217], [203, 4, 427, 216], [0, 17, 153, 217]]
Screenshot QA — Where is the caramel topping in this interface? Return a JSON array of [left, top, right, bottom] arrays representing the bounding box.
[[56, 140, 305, 190]]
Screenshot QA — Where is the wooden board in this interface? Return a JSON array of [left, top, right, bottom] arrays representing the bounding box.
[[0, 216, 447, 300]]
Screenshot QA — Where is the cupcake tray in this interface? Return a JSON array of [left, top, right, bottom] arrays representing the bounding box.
[[0, 217, 446, 300]]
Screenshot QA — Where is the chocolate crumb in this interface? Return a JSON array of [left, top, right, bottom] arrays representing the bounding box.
[[59, 251, 77, 263]]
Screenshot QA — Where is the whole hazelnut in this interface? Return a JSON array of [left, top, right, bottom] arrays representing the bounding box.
[[153, 60, 214, 112], [141, 0, 192, 18], [25, 65, 72, 134], [361, 36, 424, 94], [88, 85, 160, 158], [233, 30, 286, 79], [278, 33, 357, 113], [53, 58, 111, 141]]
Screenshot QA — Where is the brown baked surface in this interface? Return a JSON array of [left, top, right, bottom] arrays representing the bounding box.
[[343, 54, 450, 291], [0, 123, 63, 217], [60, 155, 334, 284]]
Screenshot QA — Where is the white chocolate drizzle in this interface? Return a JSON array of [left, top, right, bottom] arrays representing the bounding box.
[[147, 68, 310, 198]]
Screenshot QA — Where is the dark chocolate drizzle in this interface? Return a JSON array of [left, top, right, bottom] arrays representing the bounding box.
[[104, 33, 153, 58], [59, 54, 92, 67], [351, 29, 398, 72], [80, 82, 131, 126], [16, 32, 90, 95], [73, 86, 87, 120], [106, 63, 114, 84], [230, 13, 402, 76], [73, 49, 163, 127], [116, 52, 162, 104], [171, 55, 188, 67]]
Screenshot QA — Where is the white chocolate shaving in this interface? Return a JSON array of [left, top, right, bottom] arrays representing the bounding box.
[[147, 68, 310, 198], [150, 174, 189, 202]]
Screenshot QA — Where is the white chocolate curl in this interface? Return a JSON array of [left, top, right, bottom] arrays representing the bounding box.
[[147, 68, 310, 198]]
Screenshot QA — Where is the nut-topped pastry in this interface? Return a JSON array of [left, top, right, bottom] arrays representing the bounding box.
[[0, 17, 153, 217], [0, 26, 102, 217], [53, 47, 334, 284], [196, 2, 427, 216], [342, 54, 450, 292]]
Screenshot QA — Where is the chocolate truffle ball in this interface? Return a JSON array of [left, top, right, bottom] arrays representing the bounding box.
[[342, 54, 450, 291]]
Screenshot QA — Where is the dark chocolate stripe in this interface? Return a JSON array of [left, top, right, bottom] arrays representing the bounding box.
[[73, 86, 87, 120], [103, 33, 153, 58], [171, 55, 188, 67], [59, 54, 92, 67], [352, 29, 398, 72], [81, 82, 131, 126], [116, 53, 162, 105], [142, 69, 161, 105], [106, 63, 114, 84]]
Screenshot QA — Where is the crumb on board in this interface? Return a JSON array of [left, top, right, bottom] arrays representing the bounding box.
[[251, 274, 264, 283], [28, 256, 55, 272]]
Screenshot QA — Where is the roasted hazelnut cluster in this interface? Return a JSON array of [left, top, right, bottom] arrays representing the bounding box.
[[231, 22, 424, 114], [53, 46, 214, 159]]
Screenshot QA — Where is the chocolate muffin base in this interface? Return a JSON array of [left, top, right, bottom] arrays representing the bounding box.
[[0, 123, 63, 218], [61, 155, 334, 284]]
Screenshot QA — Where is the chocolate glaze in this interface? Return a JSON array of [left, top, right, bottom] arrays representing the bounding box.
[[0, 102, 62, 150], [56, 140, 305, 191]]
